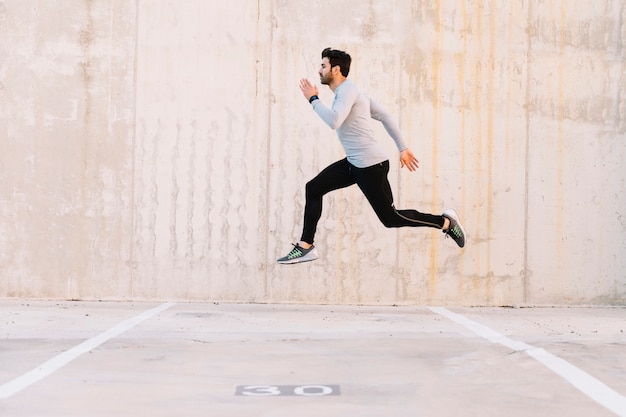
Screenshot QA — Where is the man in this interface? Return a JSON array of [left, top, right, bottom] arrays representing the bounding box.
[[278, 48, 466, 264]]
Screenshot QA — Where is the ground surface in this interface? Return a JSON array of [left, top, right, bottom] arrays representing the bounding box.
[[1, 301, 625, 416]]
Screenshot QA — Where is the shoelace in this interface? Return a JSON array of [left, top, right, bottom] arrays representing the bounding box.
[[287, 245, 304, 259]]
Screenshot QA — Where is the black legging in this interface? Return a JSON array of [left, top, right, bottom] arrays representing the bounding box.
[[300, 158, 445, 244]]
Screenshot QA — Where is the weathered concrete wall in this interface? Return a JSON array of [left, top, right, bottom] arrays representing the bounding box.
[[0, 0, 624, 306], [0, 1, 137, 299]]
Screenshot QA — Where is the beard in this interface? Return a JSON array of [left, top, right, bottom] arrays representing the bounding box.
[[320, 73, 331, 85]]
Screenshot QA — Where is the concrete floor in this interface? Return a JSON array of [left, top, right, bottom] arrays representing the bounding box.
[[0, 301, 625, 417]]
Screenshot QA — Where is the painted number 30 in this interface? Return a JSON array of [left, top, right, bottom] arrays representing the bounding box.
[[236, 385, 340, 397]]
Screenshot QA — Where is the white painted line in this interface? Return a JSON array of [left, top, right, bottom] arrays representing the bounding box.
[[428, 306, 626, 417], [0, 302, 175, 400]]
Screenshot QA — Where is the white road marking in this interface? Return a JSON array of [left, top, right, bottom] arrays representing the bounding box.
[[0, 302, 175, 399], [428, 306, 626, 417]]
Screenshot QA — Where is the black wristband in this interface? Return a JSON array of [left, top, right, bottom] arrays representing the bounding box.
[[309, 95, 319, 104]]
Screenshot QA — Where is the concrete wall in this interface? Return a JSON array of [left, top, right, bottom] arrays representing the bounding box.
[[0, 0, 624, 306]]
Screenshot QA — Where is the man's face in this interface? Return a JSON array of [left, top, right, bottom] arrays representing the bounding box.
[[319, 57, 334, 85]]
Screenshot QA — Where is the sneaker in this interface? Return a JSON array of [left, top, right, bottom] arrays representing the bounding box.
[[442, 209, 466, 248], [277, 243, 320, 264]]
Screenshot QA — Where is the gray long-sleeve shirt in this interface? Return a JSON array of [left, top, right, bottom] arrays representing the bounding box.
[[311, 79, 408, 168]]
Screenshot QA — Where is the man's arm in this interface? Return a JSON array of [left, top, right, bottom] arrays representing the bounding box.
[[370, 98, 408, 150], [371, 98, 419, 172], [299, 78, 356, 130]]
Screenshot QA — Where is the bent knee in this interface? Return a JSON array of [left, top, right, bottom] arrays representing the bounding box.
[[304, 181, 316, 196], [379, 218, 400, 228], [305, 180, 325, 197]]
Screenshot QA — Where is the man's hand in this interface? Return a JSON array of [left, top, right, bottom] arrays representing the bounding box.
[[299, 78, 319, 101], [400, 149, 420, 172]]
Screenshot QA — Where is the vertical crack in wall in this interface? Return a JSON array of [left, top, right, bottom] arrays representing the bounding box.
[[260, 0, 274, 300], [428, 0, 443, 298], [73, 0, 95, 300], [523, 0, 533, 305], [129, 0, 140, 298]]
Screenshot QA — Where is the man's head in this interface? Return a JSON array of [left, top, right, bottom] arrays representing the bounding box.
[[319, 47, 351, 85]]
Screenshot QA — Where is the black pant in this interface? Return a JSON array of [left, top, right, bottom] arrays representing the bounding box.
[[300, 158, 445, 244]]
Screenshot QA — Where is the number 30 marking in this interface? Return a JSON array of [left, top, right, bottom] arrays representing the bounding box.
[[238, 386, 282, 396], [236, 385, 340, 397]]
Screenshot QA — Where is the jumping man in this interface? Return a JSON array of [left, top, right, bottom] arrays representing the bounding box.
[[278, 48, 466, 264]]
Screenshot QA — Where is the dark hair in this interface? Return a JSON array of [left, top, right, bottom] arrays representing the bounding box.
[[322, 47, 351, 77]]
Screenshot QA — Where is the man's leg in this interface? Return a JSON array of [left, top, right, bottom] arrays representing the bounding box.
[[352, 161, 445, 229], [277, 158, 355, 264], [300, 158, 355, 244], [352, 160, 466, 247]]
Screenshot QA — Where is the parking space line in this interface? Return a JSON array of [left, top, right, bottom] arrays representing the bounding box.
[[0, 302, 175, 400], [428, 306, 626, 417]]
